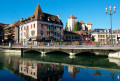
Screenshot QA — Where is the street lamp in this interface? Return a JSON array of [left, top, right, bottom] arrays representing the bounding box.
[[105, 6, 116, 45]]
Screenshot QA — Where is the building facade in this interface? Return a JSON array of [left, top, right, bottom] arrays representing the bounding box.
[[67, 14, 92, 31], [74, 31, 91, 43], [91, 29, 117, 45], [19, 4, 63, 46], [4, 21, 20, 44], [0, 23, 9, 44], [79, 20, 92, 31], [63, 30, 81, 42], [67, 15, 77, 31], [114, 30, 120, 43]]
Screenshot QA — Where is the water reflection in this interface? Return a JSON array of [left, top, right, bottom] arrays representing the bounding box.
[[0, 53, 120, 81], [109, 58, 120, 66], [19, 59, 64, 81]]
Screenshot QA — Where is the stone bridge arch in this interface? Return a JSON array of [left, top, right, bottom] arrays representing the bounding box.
[[23, 48, 41, 53], [75, 51, 95, 56], [21, 48, 116, 58]]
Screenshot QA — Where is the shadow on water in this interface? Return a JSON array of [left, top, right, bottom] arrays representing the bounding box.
[[24, 50, 41, 54], [46, 51, 69, 57], [75, 52, 96, 56], [21, 52, 120, 69]]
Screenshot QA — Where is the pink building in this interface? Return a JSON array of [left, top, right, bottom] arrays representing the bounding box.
[[20, 4, 63, 46]]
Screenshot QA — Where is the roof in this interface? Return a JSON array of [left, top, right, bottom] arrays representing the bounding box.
[[80, 20, 84, 24], [68, 15, 77, 19], [74, 31, 90, 35], [22, 4, 63, 25], [88, 21, 92, 25], [0, 23, 9, 28], [64, 30, 79, 35], [114, 30, 120, 33], [6, 20, 20, 29], [91, 29, 115, 34]]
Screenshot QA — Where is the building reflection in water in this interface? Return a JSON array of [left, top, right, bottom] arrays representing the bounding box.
[[1, 54, 120, 81], [67, 66, 80, 78], [19, 60, 64, 81]]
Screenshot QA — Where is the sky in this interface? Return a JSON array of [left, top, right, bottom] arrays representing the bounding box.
[[0, 0, 120, 30]]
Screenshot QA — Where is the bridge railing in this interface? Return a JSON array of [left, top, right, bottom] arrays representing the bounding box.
[[4, 44, 120, 49]]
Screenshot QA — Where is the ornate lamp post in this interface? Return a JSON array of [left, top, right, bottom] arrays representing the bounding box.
[[105, 6, 116, 45]]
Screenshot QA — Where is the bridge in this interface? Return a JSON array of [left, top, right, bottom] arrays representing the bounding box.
[[0, 45, 120, 58]]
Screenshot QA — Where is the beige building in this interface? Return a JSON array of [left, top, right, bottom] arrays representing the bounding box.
[[91, 29, 117, 45], [4, 20, 20, 44]]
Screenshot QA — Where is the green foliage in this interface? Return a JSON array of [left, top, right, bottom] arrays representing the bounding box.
[[0, 27, 3, 33], [65, 23, 68, 30], [73, 22, 81, 31], [95, 43, 99, 47], [92, 36, 95, 41]]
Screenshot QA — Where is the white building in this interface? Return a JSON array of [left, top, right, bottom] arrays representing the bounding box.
[[67, 14, 92, 31], [19, 4, 63, 46], [67, 15, 77, 31], [91, 29, 117, 45], [79, 20, 92, 31]]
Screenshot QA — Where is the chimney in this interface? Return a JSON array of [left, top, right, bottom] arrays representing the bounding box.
[[57, 14, 60, 19], [21, 18, 23, 21]]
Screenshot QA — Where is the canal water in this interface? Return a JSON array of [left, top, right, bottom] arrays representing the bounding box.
[[0, 52, 120, 81]]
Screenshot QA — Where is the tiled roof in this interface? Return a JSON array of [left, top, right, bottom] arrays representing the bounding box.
[[64, 30, 79, 35], [6, 20, 20, 29], [88, 21, 92, 25], [114, 30, 120, 33], [74, 31, 89, 35], [68, 15, 77, 19], [0, 23, 9, 28], [22, 4, 63, 25], [80, 20, 84, 24]]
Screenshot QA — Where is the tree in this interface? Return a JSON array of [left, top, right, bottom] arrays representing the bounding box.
[[92, 36, 95, 41], [0, 26, 3, 34], [73, 22, 81, 31], [65, 23, 68, 30]]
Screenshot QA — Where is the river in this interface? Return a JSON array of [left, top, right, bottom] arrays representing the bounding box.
[[0, 52, 120, 81]]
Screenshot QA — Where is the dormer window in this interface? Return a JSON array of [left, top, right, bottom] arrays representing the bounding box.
[[100, 30, 102, 32], [40, 15, 43, 20], [48, 17, 50, 21]]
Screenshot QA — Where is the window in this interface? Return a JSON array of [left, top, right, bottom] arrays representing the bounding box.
[[47, 31, 49, 36], [31, 31, 35, 36], [66, 36, 68, 39], [27, 26, 28, 30], [54, 32, 57, 36], [47, 25, 49, 29], [41, 24, 44, 29], [72, 36, 74, 39], [34, 24, 35, 28], [31, 24, 32, 29], [40, 31, 44, 35], [60, 27, 62, 31], [55, 26, 56, 30], [24, 26, 25, 30], [49, 25, 51, 30]]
